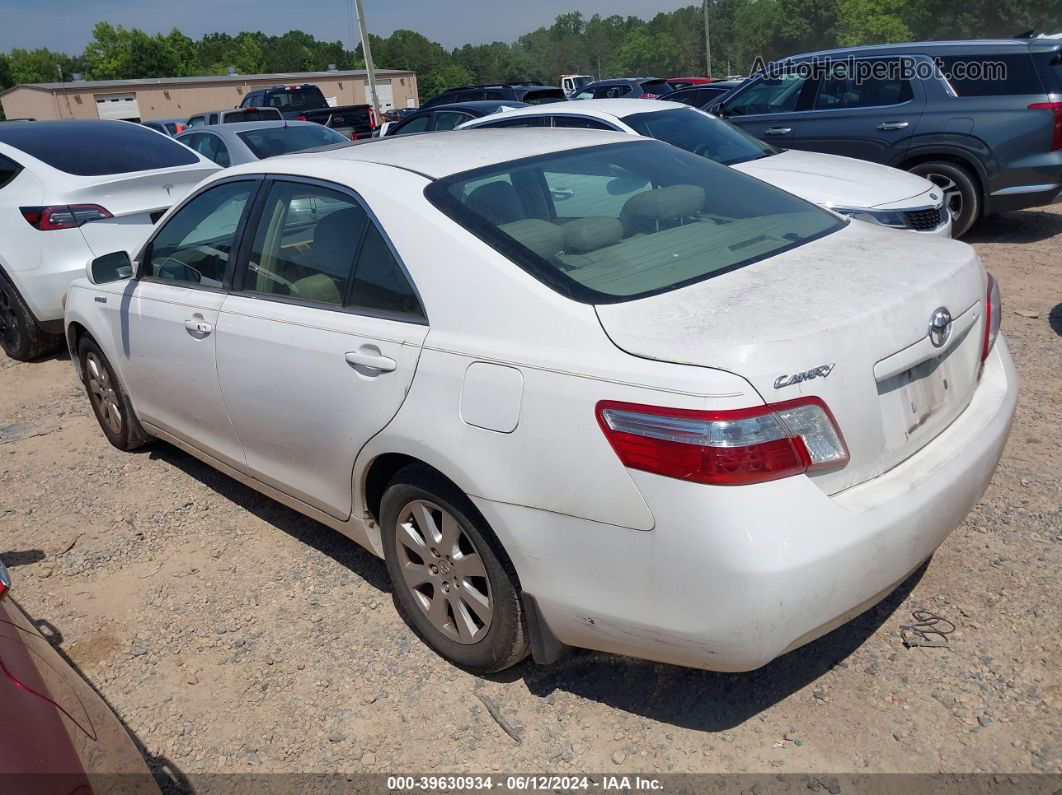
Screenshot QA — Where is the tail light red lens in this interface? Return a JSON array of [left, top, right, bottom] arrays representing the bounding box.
[[20, 204, 113, 230], [639, 93, 660, 99], [296, 113, 308, 122], [981, 273, 1002, 362], [174, 123, 186, 134], [1027, 102, 1062, 151], [0, 560, 9, 601], [368, 107, 378, 129], [596, 397, 849, 486]]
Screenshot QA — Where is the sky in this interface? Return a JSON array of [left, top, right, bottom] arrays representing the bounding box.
[[0, 0, 689, 54]]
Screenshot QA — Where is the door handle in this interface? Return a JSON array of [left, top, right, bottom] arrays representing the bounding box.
[[763, 126, 792, 135], [184, 318, 212, 335], [345, 350, 397, 373], [877, 121, 909, 130]]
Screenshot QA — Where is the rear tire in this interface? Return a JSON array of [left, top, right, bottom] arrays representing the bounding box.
[[908, 160, 980, 238], [0, 272, 62, 361], [78, 337, 151, 451], [381, 465, 529, 673]]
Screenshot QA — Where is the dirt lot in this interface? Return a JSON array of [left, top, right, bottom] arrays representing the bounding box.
[[1, 204, 1059, 782]]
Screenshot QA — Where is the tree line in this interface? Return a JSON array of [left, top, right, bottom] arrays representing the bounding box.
[[1, 0, 1058, 104]]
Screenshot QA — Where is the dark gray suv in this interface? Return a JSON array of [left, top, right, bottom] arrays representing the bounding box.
[[712, 39, 1062, 236]]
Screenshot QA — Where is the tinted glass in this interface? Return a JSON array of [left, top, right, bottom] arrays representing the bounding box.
[[394, 114, 432, 134], [552, 116, 614, 130], [245, 183, 366, 306], [476, 116, 547, 128], [237, 125, 348, 158], [594, 84, 630, 99], [641, 80, 672, 95], [523, 89, 566, 104], [665, 89, 701, 106], [0, 121, 200, 176], [426, 141, 842, 303], [351, 223, 425, 321], [265, 87, 324, 109], [432, 111, 472, 131], [147, 181, 253, 287], [226, 109, 283, 123], [623, 108, 775, 166], [813, 60, 913, 109], [187, 116, 206, 128], [723, 74, 809, 115], [936, 53, 1045, 96], [183, 133, 230, 167], [0, 153, 23, 190]]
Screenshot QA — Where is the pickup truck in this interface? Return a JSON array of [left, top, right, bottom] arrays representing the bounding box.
[[187, 107, 283, 128], [238, 84, 378, 140]]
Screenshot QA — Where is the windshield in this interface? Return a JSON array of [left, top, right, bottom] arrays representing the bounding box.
[[266, 87, 324, 109], [622, 108, 776, 165], [425, 141, 842, 303], [237, 125, 350, 158]]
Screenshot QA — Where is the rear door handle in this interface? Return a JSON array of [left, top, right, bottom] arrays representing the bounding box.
[[763, 126, 792, 135], [184, 318, 212, 335], [345, 350, 397, 373], [877, 121, 910, 130]]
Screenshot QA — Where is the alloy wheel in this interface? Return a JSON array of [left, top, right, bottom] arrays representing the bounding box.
[[85, 352, 123, 435], [394, 498, 493, 644], [924, 171, 963, 223], [0, 284, 20, 353]]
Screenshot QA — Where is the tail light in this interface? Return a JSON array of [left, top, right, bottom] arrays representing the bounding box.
[[981, 273, 1002, 362], [350, 131, 358, 141], [20, 204, 113, 230], [1027, 102, 1062, 151], [596, 397, 849, 486], [368, 107, 378, 129], [174, 123, 186, 134], [0, 559, 9, 601], [639, 93, 660, 99], [296, 114, 308, 122]]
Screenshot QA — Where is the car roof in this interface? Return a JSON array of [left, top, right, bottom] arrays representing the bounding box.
[[468, 98, 682, 121], [233, 128, 642, 180], [421, 100, 531, 113], [786, 38, 1058, 60]]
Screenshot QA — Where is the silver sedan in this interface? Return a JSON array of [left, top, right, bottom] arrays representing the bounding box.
[[176, 120, 350, 168]]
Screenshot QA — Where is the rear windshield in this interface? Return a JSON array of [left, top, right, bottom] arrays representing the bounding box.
[[641, 79, 672, 95], [237, 125, 349, 158], [265, 87, 324, 109], [1031, 49, 1062, 93], [225, 109, 282, 123], [0, 121, 200, 176], [425, 141, 842, 303], [936, 53, 1045, 96], [522, 89, 566, 105], [623, 108, 776, 166]]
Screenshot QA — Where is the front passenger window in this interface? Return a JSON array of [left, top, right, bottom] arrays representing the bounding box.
[[146, 181, 254, 287], [723, 74, 810, 116]]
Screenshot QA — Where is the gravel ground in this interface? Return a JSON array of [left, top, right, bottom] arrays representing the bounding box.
[[1, 204, 1059, 783]]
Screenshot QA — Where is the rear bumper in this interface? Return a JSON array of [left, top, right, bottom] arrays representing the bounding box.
[[985, 181, 1062, 215], [476, 338, 1018, 671]]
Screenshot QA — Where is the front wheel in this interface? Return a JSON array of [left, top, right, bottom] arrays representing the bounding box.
[[381, 466, 529, 673], [78, 337, 152, 451], [909, 160, 980, 238]]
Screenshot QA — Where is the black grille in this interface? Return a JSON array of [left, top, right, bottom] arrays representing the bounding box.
[[903, 207, 944, 231]]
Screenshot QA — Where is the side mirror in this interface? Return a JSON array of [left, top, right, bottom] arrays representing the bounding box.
[[707, 101, 724, 116], [89, 251, 133, 285]]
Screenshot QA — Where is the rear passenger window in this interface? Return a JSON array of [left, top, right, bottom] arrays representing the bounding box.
[[395, 114, 431, 134], [432, 111, 471, 131], [146, 181, 254, 287], [813, 59, 913, 109], [552, 116, 614, 130], [477, 117, 546, 128], [0, 154, 23, 190], [245, 183, 367, 306], [935, 53, 1044, 96]]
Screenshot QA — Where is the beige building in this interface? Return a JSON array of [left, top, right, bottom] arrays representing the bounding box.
[[0, 69, 419, 122]]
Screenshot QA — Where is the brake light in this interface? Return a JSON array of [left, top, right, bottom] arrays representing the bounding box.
[[174, 123, 186, 134], [0, 559, 9, 601], [1028, 102, 1062, 151], [981, 273, 1002, 362], [296, 113, 308, 122], [20, 204, 113, 230], [639, 93, 660, 99], [596, 397, 849, 486], [368, 107, 378, 129]]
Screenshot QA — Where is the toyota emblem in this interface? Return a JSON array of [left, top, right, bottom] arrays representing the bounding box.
[[928, 307, 953, 348]]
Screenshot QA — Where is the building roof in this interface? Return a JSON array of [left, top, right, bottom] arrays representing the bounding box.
[[3, 69, 412, 95]]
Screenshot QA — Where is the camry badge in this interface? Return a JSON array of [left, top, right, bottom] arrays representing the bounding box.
[[774, 363, 835, 389], [928, 307, 953, 348]]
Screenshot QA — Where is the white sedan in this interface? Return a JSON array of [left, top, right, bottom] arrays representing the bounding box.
[[64, 130, 1016, 673], [458, 99, 952, 236]]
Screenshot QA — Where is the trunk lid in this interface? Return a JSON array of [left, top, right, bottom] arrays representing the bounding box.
[[595, 222, 986, 494], [56, 164, 218, 257]]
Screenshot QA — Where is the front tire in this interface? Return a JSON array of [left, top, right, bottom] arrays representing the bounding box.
[[0, 272, 61, 361], [909, 160, 980, 238], [78, 337, 151, 451], [381, 465, 529, 673]]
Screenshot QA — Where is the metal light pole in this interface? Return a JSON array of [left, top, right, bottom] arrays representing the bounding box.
[[703, 0, 712, 78], [352, 0, 382, 116]]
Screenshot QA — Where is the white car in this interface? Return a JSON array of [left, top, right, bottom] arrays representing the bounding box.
[[64, 130, 1016, 673], [457, 99, 952, 237], [0, 120, 219, 360]]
